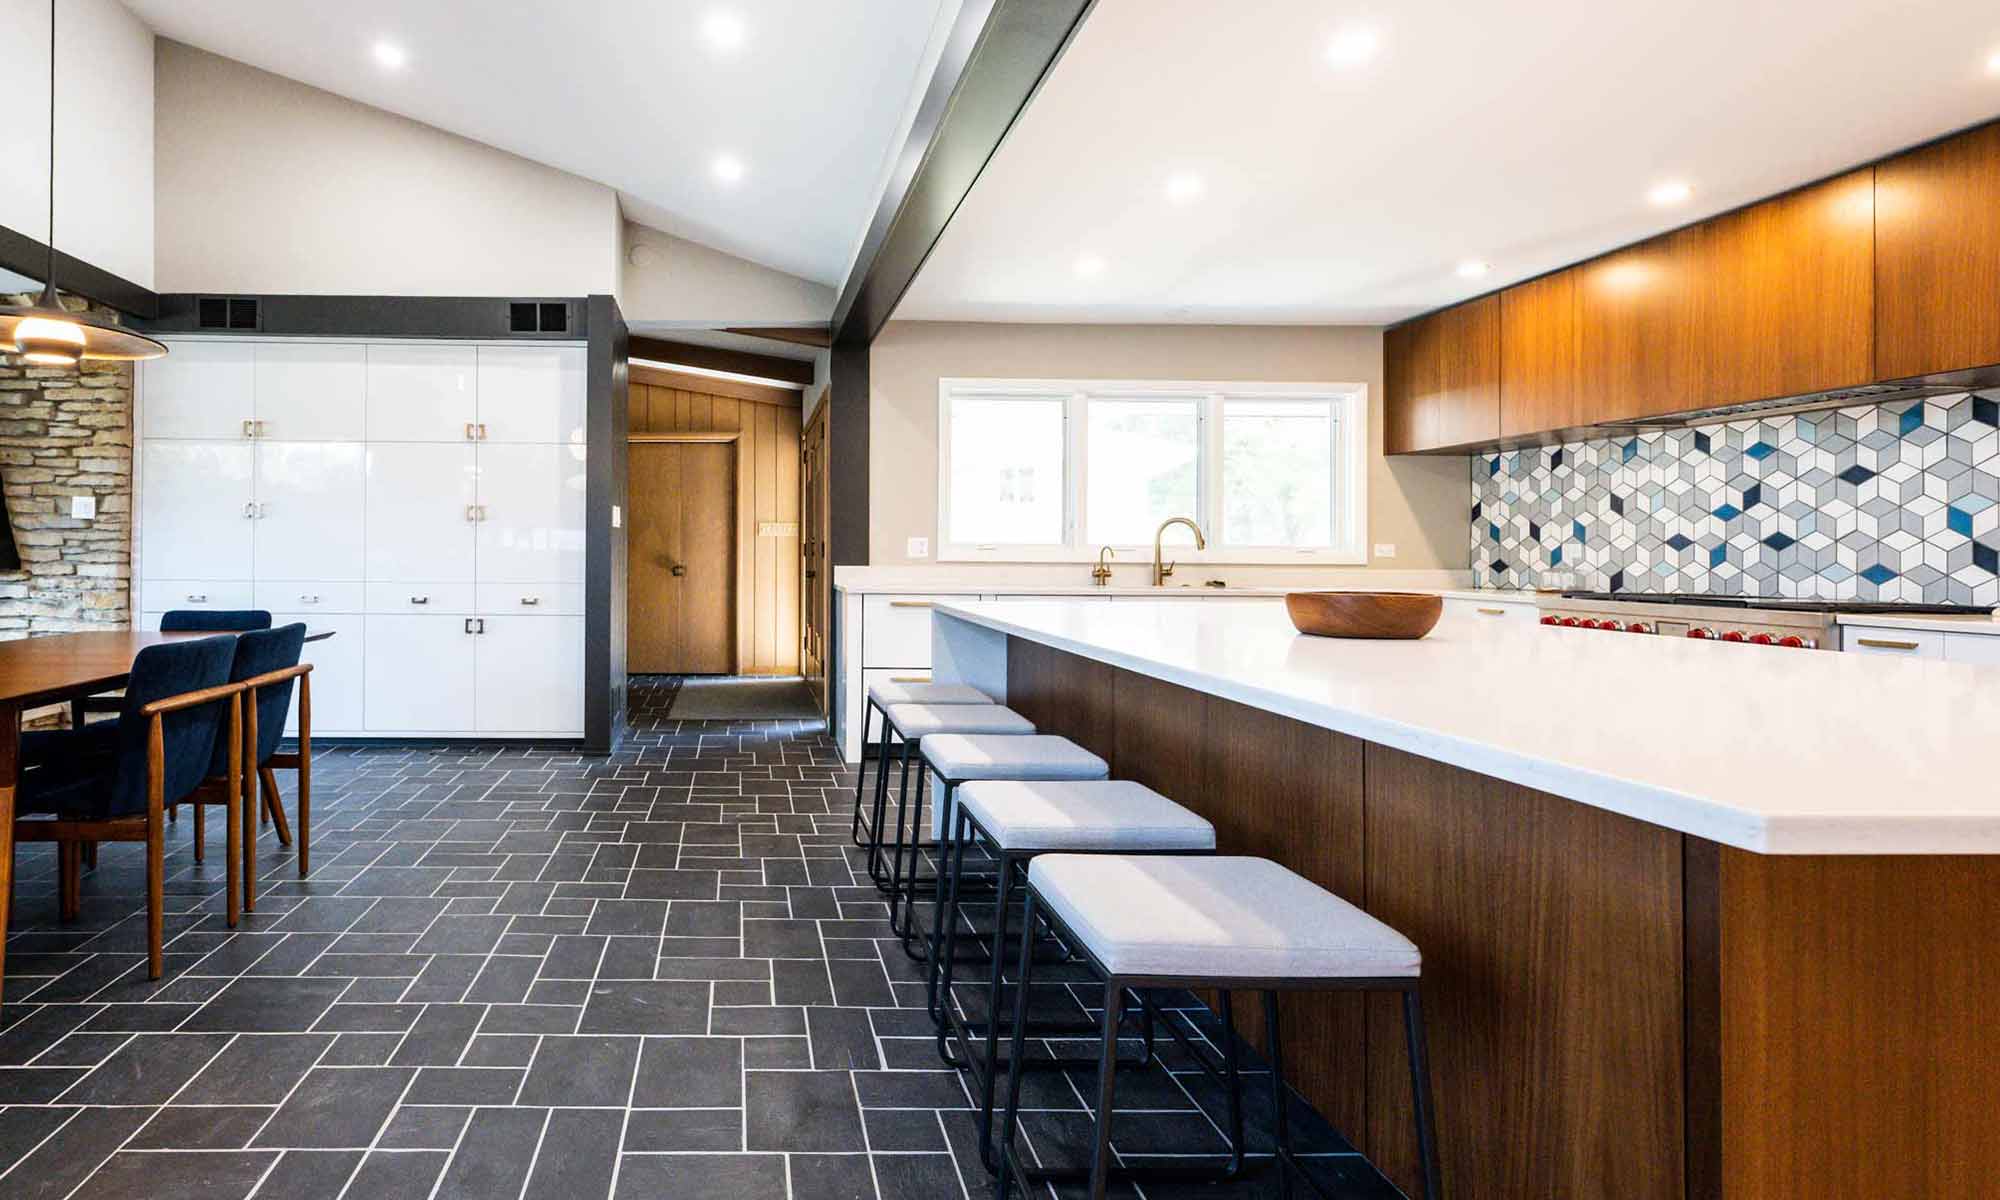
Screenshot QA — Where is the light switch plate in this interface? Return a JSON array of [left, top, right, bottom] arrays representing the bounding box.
[[70, 495, 95, 520], [1373, 543, 1396, 558], [907, 537, 930, 559], [612, 505, 622, 529]]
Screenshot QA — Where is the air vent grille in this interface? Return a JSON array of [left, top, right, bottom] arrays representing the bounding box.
[[197, 296, 259, 330], [509, 300, 570, 335]]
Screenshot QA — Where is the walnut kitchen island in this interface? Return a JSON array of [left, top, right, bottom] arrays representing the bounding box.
[[930, 598, 2000, 1200]]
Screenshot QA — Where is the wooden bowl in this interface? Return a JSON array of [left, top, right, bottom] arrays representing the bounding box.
[[1284, 591, 1443, 640]]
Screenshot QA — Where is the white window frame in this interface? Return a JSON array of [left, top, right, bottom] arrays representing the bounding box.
[[936, 377, 1370, 564]]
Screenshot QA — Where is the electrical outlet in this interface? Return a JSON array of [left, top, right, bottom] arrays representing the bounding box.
[[70, 495, 95, 520], [907, 536, 930, 559], [1374, 543, 1396, 559], [611, 505, 622, 529]]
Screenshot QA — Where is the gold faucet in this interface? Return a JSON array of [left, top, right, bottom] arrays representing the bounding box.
[[1152, 517, 1206, 587], [1092, 545, 1116, 587]]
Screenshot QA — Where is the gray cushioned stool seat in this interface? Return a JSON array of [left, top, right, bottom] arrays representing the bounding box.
[[868, 680, 990, 707], [957, 780, 1215, 852], [884, 703, 1034, 738], [919, 734, 1108, 782], [1028, 855, 1420, 980]]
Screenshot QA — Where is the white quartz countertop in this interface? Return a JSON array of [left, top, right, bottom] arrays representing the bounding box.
[[1835, 611, 2000, 636], [933, 598, 2000, 855]]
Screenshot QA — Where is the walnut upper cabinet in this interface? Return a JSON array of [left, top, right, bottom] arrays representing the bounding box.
[[1384, 294, 1500, 453], [1499, 270, 1581, 438], [1875, 122, 2000, 380], [1575, 225, 1706, 422]]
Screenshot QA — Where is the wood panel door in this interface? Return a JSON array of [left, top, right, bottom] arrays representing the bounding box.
[[629, 442, 735, 674], [1499, 269, 1581, 438], [1875, 121, 2000, 380], [800, 400, 830, 710]]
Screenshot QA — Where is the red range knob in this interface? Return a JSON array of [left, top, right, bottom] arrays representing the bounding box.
[[1627, 623, 1653, 635], [1776, 635, 1806, 648], [1561, 617, 1582, 628], [1539, 615, 1561, 626], [1688, 627, 1714, 639], [1599, 620, 1624, 632], [1748, 633, 1777, 645], [1720, 630, 1747, 642]]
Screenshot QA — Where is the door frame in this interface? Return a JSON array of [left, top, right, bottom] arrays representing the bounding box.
[[627, 431, 744, 674], [800, 399, 830, 713]]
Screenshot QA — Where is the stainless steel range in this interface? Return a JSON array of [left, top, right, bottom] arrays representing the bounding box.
[[1533, 592, 1995, 651]]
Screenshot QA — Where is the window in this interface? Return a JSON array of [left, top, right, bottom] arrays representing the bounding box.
[[938, 378, 1367, 563]]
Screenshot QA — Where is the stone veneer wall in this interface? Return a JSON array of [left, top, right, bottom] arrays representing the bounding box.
[[1470, 391, 2000, 605], [0, 341, 133, 638]]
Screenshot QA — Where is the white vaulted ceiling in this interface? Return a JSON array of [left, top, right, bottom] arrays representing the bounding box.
[[897, 0, 2000, 323], [122, 0, 959, 286]]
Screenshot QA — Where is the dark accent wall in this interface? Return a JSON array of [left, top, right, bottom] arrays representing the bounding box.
[[140, 294, 583, 340], [0, 222, 158, 319], [828, 342, 870, 570], [585, 295, 630, 752]]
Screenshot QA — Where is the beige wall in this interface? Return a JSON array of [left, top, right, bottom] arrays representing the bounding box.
[[154, 41, 620, 296], [620, 224, 834, 328], [868, 320, 1469, 572]]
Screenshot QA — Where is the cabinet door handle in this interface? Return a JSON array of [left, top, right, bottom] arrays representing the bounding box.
[[186, 593, 208, 603], [299, 594, 319, 604], [520, 596, 540, 606], [1856, 637, 1921, 651], [477, 423, 489, 440], [466, 505, 484, 522], [890, 675, 931, 683], [1476, 607, 1506, 616], [464, 618, 486, 634], [242, 501, 256, 518], [465, 618, 476, 634], [254, 420, 267, 438], [465, 422, 478, 441], [255, 502, 269, 519], [242, 419, 255, 439], [888, 600, 932, 609], [410, 595, 429, 605]]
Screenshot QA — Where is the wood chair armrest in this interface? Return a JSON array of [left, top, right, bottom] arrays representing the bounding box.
[[240, 663, 312, 692], [140, 680, 247, 718]]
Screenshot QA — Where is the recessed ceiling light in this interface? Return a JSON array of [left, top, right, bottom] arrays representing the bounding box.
[[1456, 260, 1490, 279], [1648, 180, 1693, 207], [1987, 48, 2000, 74], [703, 11, 747, 53], [371, 40, 408, 71], [1325, 27, 1380, 67], [712, 155, 746, 185], [1164, 173, 1205, 204], [1074, 255, 1106, 279]]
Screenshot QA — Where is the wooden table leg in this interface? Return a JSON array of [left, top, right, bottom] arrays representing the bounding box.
[[0, 699, 19, 1003]]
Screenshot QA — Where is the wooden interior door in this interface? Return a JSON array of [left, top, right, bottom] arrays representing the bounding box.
[[800, 400, 830, 710], [629, 441, 736, 674]]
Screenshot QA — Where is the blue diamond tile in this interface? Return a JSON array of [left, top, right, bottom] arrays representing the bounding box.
[[1898, 403, 1925, 437], [1974, 396, 1999, 428], [1572, 520, 1587, 544], [1837, 464, 1875, 485], [1860, 562, 1898, 585], [1745, 441, 1777, 461], [1666, 533, 1693, 551], [1976, 543, 1999, 576], [1710, 544, 1727, 567], [1949, 506, 1975, 537], [1713, 502, 1741, 521]]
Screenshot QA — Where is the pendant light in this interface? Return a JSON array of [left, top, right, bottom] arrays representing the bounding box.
[[0, 0, 166, 367]]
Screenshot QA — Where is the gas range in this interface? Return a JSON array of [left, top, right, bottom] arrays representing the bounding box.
[[1533, 592, 1995, 650]]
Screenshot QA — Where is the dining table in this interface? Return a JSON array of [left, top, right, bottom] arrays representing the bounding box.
[[0, 627, 333, 1001]]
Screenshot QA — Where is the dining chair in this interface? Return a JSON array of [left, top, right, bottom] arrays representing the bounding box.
[[181, 624, 309, 911], [13, 636, 244, 977]]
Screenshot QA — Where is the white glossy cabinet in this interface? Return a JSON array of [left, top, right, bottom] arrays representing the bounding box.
[[141, 337, 587, 739], [139, 442, 254, 581], [475, 616, 585, 733], [366, 443, 477, 581], [254, 443, 366, 581], [475, 443, 586, 582], [365, 614, 478, 732], [1842, 627, 1946, 659], [366, 344, 478, 441], [478, 346, 586, 444], [253, 344, 366, 441], [1944, 632, 2000, 665], [142, 341, 253, 439]]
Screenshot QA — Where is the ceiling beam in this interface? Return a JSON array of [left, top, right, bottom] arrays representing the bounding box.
[[628, 335, 816, 387], [830, 0, 1096, 348], [0, 222, 158, 320], [721, 325, 832, 349]]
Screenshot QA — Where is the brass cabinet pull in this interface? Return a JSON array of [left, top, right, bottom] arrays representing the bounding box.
[[1856, 637, 1921, 651], [890, 675, 931, 683], [1476, 607, 1506, 615], [888, 600, 933, 609]]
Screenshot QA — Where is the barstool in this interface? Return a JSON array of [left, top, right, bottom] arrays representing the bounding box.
[[852, 679, 991, 851], [935, 779, 1217, 1174], [890, 733, 1109, 957], [994, 854, 1442, 1200], [873, 705, 1039, 939]]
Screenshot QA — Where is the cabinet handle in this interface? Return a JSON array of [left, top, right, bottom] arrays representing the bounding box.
[[254, 420, 267, 438], [465, 422, 478, 441], [466, 505, 485, 522], [242, 419, 255, 439], [299, 594, 319, 604], [463, 618, 486, 634], [465, 618, 476, 634], [1476, 607, 1506, 616], [1856, 637, 1921, 651], [520, 596, 540, 606], [888, 600, 933, 609], [255, 502, 269, 519], [242, 501, 256, 518], [410, 595, 429, 605], [477, 423, 489, 440], [186, 593, 208, 603], [890, 675, 931, 683]]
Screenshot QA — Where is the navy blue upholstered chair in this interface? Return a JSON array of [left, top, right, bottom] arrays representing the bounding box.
[[160, 610, 272, 633], [14, 636, 245, 977], [180, 624, 310, 911]]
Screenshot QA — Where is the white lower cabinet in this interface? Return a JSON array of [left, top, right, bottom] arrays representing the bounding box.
[[475, 616, 585, 734], [364, 615, 479, 733], [271, 613, 365, 735], [1944, 632, 2000, 665]]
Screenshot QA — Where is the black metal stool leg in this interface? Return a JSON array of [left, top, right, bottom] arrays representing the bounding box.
[[866, 714, 898, 884], [1219, 990, 1245, 1176], [1267, 990, 1294, 1200], [931, 807, 974, 1043], [1086, 980, 1126, 1200], [850, 698, 875, 847], [993, 890, 1041, 1200], [1405, 988, 1444, 1200], [884, 737, 919, 936]]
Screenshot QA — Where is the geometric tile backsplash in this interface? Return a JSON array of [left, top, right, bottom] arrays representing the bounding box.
[[1470, 391, 2000, 604]]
